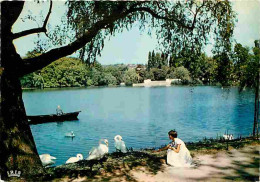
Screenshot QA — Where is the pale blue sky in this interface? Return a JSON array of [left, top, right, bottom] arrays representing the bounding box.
[[13, 1, 260, 65]]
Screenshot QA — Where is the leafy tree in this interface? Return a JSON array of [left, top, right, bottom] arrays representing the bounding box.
[[166, 67, 175, 79], [238, 40, 260, 137], [1, 1, 236, 178], [90, 68, 102, 86], [32, 73, 44, 88], [232, 43, 250, 83], [200, 55, 217, 84], [150, 68, 167, 81], [147, 51, 152, 71], [103, 64, 127, 85], [212, 0, 235, 86], [151, 50, 156, 68], [146, 70, 155, 80], [20, 73, 34, 88], [135, 64, 146, 83], [162, 53, 168, 67], [214, 52, 233, 86], [123, 69, 139, 86], [154, 53, 162, 69], [252, 40, 260, 137], [169, 54, 175, 68], [173, 66, 191, 84]]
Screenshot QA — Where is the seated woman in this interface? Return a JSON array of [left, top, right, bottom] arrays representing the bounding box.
[[155, 130, 192, 167]]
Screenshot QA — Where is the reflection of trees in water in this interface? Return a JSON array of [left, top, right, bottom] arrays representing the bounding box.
[[221, 87, 231, 100], [189, 87, 194, 94]]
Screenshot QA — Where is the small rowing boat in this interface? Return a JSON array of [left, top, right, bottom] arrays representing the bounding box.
[[27, 111, 81, 125]]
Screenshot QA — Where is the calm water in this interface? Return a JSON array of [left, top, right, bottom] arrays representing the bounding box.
[[23, 86, 255, 166]]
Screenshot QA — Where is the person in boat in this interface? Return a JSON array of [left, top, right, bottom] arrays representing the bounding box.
[[56, 105, 64, 116], [154, 130, 192, 167]]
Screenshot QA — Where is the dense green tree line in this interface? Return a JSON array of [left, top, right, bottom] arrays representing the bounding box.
[[20, 57, 130, 88], [21, 40, 259, 88], [146, 40, 259, 87]]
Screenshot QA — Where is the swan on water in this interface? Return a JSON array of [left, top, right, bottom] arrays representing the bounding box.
[[39, 154, 56, 166], [86, 139, 109, 160], [66, 154, 83, 164], [65, 131, 75, 137], [114, 135, 127, 153]]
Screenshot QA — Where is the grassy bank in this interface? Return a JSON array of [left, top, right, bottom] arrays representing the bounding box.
[[26, 137, 257, 181]]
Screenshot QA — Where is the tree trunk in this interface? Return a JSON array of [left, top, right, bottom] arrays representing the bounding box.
[[0, 2, 44, 179], [0, 73, 44, 179], [253, 69, 259, 137]]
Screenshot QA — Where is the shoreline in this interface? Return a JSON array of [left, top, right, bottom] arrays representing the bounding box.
[[13, 137, 258, 182], [22, 85, 249, 91]]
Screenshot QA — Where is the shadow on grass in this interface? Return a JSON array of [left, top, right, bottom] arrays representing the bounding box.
[[40, 151, 164, 182], [189, 146, 259, 182]]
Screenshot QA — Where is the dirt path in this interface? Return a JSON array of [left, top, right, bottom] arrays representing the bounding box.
[[130, 145, 259, 182]]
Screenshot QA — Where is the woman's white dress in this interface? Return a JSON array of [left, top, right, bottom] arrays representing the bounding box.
[[167, 138, 192, 167]]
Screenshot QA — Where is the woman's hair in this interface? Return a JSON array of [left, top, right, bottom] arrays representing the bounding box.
[[168, 130, 177, 138]]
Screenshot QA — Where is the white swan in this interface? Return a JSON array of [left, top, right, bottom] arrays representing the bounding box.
[[39, 154, 56, 166], [86, 139, 109, 160], [114, 135, 127, 153], [65, 131, 75, 137], [223, 134, 233, 140], [66, 154, 83, 164], [0, 175, 4, 182]]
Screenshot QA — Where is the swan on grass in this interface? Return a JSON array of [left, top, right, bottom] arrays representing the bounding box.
[[0, 175, 4, 182], [66, 154, 83, 164], [86, 139, 109, 160], [223, 134, 233, 140], [114, 135, 127, 153], [39, 154, 56, 166]]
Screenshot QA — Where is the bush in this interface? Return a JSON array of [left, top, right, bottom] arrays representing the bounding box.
[[191, 79, 203, 85], [123, 69, 139, 86], [173, 66, 191, 84], [150, 68, 167, 80], [86, 79, 93, 86]]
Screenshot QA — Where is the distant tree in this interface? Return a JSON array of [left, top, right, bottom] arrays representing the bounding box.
[[90, 68, 102, 86], [151, 50, 156, 69], [150, 67, 167, 80], [146, 71, 154, 80], [99, 72, 117, 86], [173, 66, 191, 84], [20, 73, 34, 88], [155, 53, 162, 69], [123, 69, 139, 86], [104, 64, 127, 85], [169, 54, 176, 68], [147, 51, 152, 71], [163, 53, 168, 66], [199, 55, 217, 84], [214, 52, 233, 86], [166, 67, 175, 79], [32, 73, 44, 88], [237, 40, 260, 137], [232, 43, 250, 83]]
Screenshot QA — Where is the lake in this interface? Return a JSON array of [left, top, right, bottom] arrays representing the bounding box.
[[23, 86, 255, 166]]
